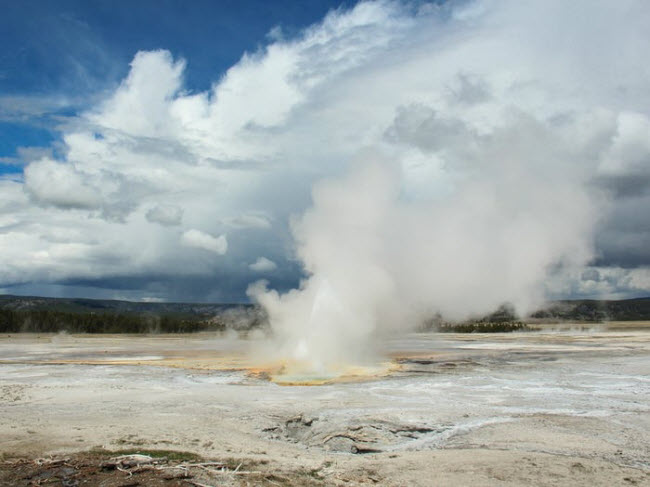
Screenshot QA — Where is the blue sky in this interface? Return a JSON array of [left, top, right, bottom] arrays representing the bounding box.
[[0, 0, 649, 307], [0, 0, 349, 168]]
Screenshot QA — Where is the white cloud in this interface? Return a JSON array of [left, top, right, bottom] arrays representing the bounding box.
[[181, 229, 228, 255], [139, 296, 166, 303], [89, 50, 186, 137], [598, 112, 650, 175], [146, 204, 183, 226], [0, 94, 78, 122], [249, 257, 277, 272], [548, 266, 650, 300], [224, 213, 272, 229], [24, 159, 102, 209], [0, 0, 647, 305]]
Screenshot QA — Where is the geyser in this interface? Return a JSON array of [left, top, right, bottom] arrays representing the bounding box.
[[239, 0, 646, 378], [250, 128, 598, 376]]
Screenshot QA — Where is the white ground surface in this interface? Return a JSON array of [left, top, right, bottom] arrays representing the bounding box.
[[1, 329, 649, 486]]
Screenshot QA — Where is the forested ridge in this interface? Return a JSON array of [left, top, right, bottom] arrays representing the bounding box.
[[0, 295, 649, 334]]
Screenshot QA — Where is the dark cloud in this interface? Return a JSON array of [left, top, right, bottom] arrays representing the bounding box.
[[593, 193, 650, 267], [594, 172, 650, 199], [4, 263, 303, 304], [594, 231, 650, 268]]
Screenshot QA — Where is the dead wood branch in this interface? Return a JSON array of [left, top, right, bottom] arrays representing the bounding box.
[[186, 481, 215, 487]]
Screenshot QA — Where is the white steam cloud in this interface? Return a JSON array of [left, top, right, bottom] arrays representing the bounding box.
[[249, 127, 597, 373], [244, 0, 650, 374]]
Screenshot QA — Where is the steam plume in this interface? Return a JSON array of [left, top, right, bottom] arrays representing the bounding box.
[[250, 115, 599, 373]]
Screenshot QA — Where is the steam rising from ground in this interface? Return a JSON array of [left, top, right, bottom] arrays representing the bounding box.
[[240, 0, 650, 376], [250, 124, 598, 374]]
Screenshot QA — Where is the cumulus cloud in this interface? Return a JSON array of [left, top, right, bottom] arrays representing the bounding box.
[[0, 0, 646, 308], [181, 230, 228, 255], [249, 257, 277, 272], [24, 159, 101, 209], [146, 204, 183, 226], [224, 213, 272, 229], [89, 50, 186, 137], [598, 112, 650, 176], [548, 265, 650, 300]]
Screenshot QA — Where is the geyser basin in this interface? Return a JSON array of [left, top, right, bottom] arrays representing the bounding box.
[[2, 326, 649, 484], [0, 333, 400, 385], [262, 361, 398, 386]]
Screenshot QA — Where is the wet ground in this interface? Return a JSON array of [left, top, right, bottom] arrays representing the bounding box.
[[1, 325, 649, 486]]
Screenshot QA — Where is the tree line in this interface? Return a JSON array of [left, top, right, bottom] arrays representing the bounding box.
[[0, 308, 226, 334]]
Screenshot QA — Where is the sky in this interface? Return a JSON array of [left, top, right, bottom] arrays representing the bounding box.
[[0, 0, 349, 165], [0, 0, 649, 305]]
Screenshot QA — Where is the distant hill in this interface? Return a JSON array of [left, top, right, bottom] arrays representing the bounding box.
[[0, 294, 246, 315], [0, 295, 263, 334], [424, 297, 650, 332], [0, 294, 649, 334], [530, 297, 650, 322]]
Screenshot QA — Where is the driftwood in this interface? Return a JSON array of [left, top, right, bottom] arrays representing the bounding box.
[[199, 466, 261, 475], [33, 456, 75, 468], [103, 454, 261, 484]]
